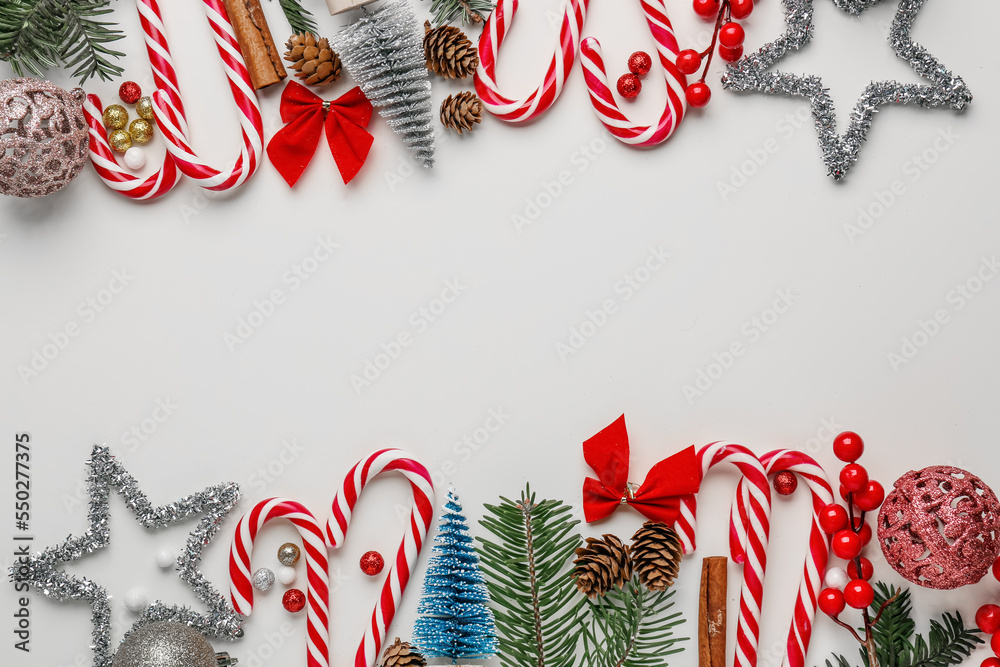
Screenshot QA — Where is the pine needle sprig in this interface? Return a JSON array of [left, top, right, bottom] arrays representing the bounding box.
[[60, 0, 126, 82], [427, 0, 495, 27], [271, 0, 317, 35], [869, 583, 916, 667]]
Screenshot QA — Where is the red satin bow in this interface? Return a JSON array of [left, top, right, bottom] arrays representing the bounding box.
[[267, 81, 374, 186], [583, 415, 701, 524]]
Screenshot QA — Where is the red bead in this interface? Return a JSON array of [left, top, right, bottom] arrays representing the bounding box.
[[843, 579, 874, 609], [730, 0, 754, 19], [119, 81, 142, 105], [982, 658, 1000, 667], [360, 550, 384, 576], [676, 50, 702, 75], [991, 632, 1000, 657], [854, 480, 885, 511], [852, 517, 872, 545], [685, 82, 711, 107], [832, 530, 862, 560], [833, 431, 864, 462], [628, 51, 652, 76], [840, 463, 869, 492], [718, 45, 743, 63], [718, 22, 745, 49], [977, 605, 1000, 634], [693, 0, 720, 19], [819, 504, 849, 534], [993, 556, 1000, 582], [282, 588, 306, 613], [617, 73, 642, 99], [847, 557, 873, 581], [818, 588, 845, 617], [773, 471, 797, 496], [839, 484, 851, 501]]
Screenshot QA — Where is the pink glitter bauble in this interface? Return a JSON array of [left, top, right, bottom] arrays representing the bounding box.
[[878, 465, 1000, 589]]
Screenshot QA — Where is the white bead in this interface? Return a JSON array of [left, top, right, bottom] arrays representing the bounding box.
[[124, 588, 149, 612], [155, 548, 176, 569], [277, 565, 297, 585], [124, 146, 146, 170], [824, 567, 850, 590]]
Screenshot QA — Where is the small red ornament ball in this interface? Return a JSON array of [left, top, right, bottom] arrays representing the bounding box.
[[819, 504, 849, 534], [282, 588, 306, 613], [840, 463, 869, 492], [718, 45, 743, 63], [854, 480, 885, 511], [853, 517, 873, 545], [773, 471, 798, 496], [991, 632, 1000, 658], [977, 605, 1000, 634], [844, 579, 874, 608], [833, 431, 864, 462], [692, 0, 720, 19], [832, 530, 862, 560], [119, 81, 142, 105], [718, 22, 745, 49], [617, 73, 642, 99], [360, 550, 385, 576], [685, 82, 711, 107], [982, 658, 1000, 667], [818, 588, 845, 616], [628, 51, 652, 76], [730, 0, 754, 19], [676, 50, 702, 75], [847, 557, 874, 581], [994, 556, 1000, 582]]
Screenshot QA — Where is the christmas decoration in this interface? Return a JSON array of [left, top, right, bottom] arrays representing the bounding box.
[[266, 81, 374, 186], [109, 128, 132, 152], [413, 485, 498, 661], [976, 605, 1000, 634], [380, 639, 427, 667], [129, 118, 153, 143], [878, 465, 1000, 590], [426, 0, 495, 26], [124, 146, 146, 169], [699, 556, 727, 667], [478, 485, 586, 667], [125, 588, 150, 613], [9, 445, 242, 667], [722, 0, 972, 180], [251, 568, 275, 591], [360, 550, 385, 576], [119, 81, 142, 104], [277, 565, 297, 585], [103, 104, 129, 129], [572, 534, 632, 598], [277, 0, 318, 34], [223, 0, 287, 89], [628, 51, 651, 76], [283, 588, 306, 612], [582, 416, 700, 524], [773, 471, 798, 496], [155, 548, 176, 569], [332, 0, 436, 168], [630, 522, 682, 592], [326, 0, 380, 15], [136, 96, 154, 121], [0, 78, 89, 198], [667, 0, 751, 108], [278, 542, 302, 566], [439, 92, 483, 134], [424, 21, 478, 79], [824, 567, 850, 591], [616, 74, 641, 99], [284, 33, 343, 87], [111, 622, 237, 667]]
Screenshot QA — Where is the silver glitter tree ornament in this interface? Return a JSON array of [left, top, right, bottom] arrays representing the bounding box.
[[112, 622, 238, 667], [722, 0, 972, 180], [332, 0, 435, 167], [8, 446, 243, 667]]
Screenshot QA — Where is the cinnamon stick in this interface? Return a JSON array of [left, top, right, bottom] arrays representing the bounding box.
[[223, 0, 286, 89], [698, 556, 727, 667]]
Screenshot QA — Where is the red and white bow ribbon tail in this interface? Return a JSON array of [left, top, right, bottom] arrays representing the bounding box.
[[673, 443, 772, 667], [474, 0, 590, 123], [229, 498, 331, 667], [325, 449, 435, 667], [579, 0, 687, 146]]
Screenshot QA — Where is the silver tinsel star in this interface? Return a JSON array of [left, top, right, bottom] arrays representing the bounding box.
[[8, 445, 242, 667], [723, 0, 972, 180]]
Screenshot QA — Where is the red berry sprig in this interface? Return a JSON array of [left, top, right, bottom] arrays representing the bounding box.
[[974, 556, 1000, 662], [679, 0, 752, 107]]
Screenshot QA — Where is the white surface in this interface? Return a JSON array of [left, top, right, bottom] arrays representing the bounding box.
[[2, 0, 1000, 667]]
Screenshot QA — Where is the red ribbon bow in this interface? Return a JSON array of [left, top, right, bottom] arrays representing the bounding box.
[[583, 415, 701, 524], [267, 81, 374, 186]]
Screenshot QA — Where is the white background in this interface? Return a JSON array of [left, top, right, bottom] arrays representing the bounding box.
[[2, 0, 1000, 666]]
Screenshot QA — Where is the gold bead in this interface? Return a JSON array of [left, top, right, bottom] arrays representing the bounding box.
[[103, 104, 129, 130], [136, 96, 155, 121], [108, 129, 132, 153], [129, 119, 154, 144]]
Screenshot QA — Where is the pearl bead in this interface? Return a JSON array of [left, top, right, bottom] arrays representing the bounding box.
[[124, 147, 147, 170], [277, 565, 297, 585], [124, 587, 149, 612], [155, 548, 176, 569], [824, 566, 850, 590]]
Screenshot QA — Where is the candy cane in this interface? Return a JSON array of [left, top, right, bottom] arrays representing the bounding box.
[[579, 0, 687, 146], [326, 449, 435, 667], [673, 443, 771, 667], [152, 0, 263, 190], [229, 498, 330, 667], [474, 0, 590, 122]]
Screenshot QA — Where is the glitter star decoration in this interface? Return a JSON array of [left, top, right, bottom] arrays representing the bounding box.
[[9, 445, 243, 667], [723, 0, 972, 180]]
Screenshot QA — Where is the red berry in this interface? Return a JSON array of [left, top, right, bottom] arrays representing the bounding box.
[[718, 22, 745, 49], [718, 44, 743, 62], [676, 49, 702, 75], [978, 605, 1000, 634], [982, 658, 1000, 667], [818, 588, 845, 617], [992, 632, 1000, 657], [833, 431, 864, 462], [852, 517, 872, 545], [854, 480, 885, 511], [832, 530, 862, 560], [840, 484, 852, 501], [730, 0, 754, 19], [685, 82, 711, 107], [840, 463, 869, 492], [119, 81, 142, 105], [847, 557, 873, 581], [693, 0, 720, 19], [360, 550, 384, 576], [628, 51, 652, 76], [993, 556, 1000, 582], [819, 504, 849, 534], [617, 73, 642, 99], [282, 588, 306, 613], [773, 471, 797, 496], [843, 579, 874, 609]]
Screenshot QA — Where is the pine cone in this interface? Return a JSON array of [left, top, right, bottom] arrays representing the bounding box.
[[572, 534, 631, 598], [423, 21, 479, 79], [284, 33, 342, 86], [440, 92, 483, 134], [379, 638, 426, 667], [630, 522, 682, 592]]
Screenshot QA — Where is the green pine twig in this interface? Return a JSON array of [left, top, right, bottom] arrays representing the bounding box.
[[428, 0, 495, 27], [272, 0, 317, 36]]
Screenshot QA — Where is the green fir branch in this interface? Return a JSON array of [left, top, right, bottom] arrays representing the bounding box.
[[272, 0, 317, 36], [60, 0, 125, 82], [870, 583, 916, 667], [427, 0, 495, 27], [0, 0, 64, 78]]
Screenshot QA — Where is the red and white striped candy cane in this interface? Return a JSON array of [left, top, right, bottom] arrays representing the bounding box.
[[579, 0, 687, 146], [326, 449, 435, 667], [673, 443, 772, 667], [152, 0, 263, 190], [474, 0, 590, 123], [230, 498, 330, 667]]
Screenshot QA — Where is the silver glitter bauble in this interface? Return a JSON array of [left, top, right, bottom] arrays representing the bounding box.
[[277, 542, 301, 566], [112, 622, 236, 667], [251, 568, 275, 592]]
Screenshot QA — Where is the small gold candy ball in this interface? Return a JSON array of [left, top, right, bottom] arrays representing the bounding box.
[[103, 104, 129, 130], [136, 96, 155, 121], [109, 129, 132, 153], [129, 118, 154, 144], [277, 542, 301, 566]]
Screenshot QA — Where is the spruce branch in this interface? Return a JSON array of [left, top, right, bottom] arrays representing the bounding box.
[[427, 0, 495, 27], [271, 0, 317, 35]]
